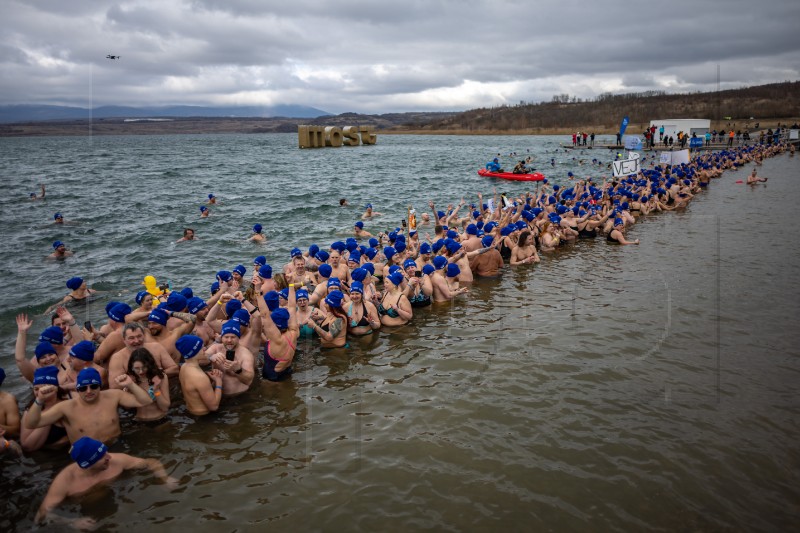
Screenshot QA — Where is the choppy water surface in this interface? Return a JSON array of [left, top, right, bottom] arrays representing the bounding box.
[[0, 133, 798, 531]]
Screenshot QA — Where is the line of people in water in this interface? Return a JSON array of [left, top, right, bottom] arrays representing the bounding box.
[[1, 140, 791, 527]]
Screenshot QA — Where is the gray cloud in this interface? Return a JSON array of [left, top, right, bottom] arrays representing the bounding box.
[[1, 0, 798, 113]]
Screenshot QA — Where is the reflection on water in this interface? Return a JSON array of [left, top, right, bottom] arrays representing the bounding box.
[[0, 135, 798, 531]]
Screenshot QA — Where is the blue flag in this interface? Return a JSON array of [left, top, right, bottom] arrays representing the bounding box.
[[619, 116, 629, 138]]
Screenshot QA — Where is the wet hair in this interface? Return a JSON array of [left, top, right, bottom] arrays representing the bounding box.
[[183, 228, 195, 237], [122, 322, 145, 338], [272, 273, 288, 290], [339, 198, 347, 206], [518, 231, 531, 248], [127, 347, 164, 383]]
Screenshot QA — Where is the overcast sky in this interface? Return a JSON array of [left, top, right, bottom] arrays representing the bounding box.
[[2, 0, 798, 114]]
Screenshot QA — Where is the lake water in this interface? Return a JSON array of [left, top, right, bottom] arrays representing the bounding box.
[[0, 133, 798, 531]]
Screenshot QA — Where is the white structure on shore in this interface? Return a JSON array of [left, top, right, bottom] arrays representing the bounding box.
[[649, 119, 710, 139]]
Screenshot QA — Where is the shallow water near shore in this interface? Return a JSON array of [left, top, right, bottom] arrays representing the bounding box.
[[0, 133, 798, 531]]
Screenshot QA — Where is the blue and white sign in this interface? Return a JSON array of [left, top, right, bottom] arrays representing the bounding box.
[[624, 136, 642, 150], [689, 137, 703, 149]]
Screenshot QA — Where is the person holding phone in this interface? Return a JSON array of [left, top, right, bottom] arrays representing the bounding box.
[[205, 320, 255, 396]]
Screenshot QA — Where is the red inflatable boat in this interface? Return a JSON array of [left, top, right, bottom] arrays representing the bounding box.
[[477, 169, 546, 181]]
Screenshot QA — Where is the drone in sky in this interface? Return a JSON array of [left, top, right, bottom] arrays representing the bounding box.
[[106, 55, 120, 60]]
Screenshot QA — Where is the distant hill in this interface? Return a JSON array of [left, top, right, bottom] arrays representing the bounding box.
[[396, 81, 800, 133], [0, 104, 331, 123]]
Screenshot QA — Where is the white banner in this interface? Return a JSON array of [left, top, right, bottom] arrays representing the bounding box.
[[612, 152, 641, 177], [658, 150, 690, 166]]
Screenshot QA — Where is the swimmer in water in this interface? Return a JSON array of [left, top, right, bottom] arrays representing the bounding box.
[[207, 193, 217, 205], [746, 167, 767, 184], [361, 204, 383, 219], [29, 184, 46, 201], [47, 241, 73, 260], [177, 228, 197, 242], [35, 436, 177, 528], [249, 224, 265, 243]]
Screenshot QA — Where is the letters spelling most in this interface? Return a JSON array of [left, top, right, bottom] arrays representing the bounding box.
[[298, 125, 377, 148]]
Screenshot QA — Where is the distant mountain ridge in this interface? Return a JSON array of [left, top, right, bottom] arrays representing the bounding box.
[[0, 104, 331, 123]]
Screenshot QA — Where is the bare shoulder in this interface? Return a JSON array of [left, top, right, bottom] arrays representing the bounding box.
[[0, 391, 18, 408]]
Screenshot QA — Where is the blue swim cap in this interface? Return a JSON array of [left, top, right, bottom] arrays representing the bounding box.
[[368, 237, 379, 248], [318, 263, 332, 278], [216, 270, 233, 283], [264, 291, 280, 311], [165, 292, 188, 312], [348, 250, 362, 263], [33, 366, 59, 385], [350, 281, 364, 294], [253, 224, 262, 233], [135, 290, 149, 305], [208, 194, 215, 200], [403, 259, 417, 270], [327, 277, 341, 288], [108, 303, 132, 323], [35, 341, 57, 360], [52, 240, 64, 249], [258, 264, 273, 279], [394, 241, 406, 253], [54, 212, 63, 220], [355, 221, 364, 229], [325, 290, 344, 308], [148, 308, 169, 326], [330, 241, 346, 253], [187, 297, 207, 314], [614, 218, 624, 226], [232, 308, 250, 327], [481, 235, 494, 248], [422, 264, 435, 276], [176, 335, 204, 359], [433, 256, 448, 270], [419, 243, 432, 254], [76, 367, 102, 388], [66, 277, 83, 290], [271, 308, 290, 330], [386, 272, 404, 287], [446, 229, 458, 239], [351, 267, 368, 282], [210, 281, 220, 294], [71, 436, 108, 469], [308, 244, 320, 257], [290, 247, 302, 258], [296, 288, 309, 300], [233, 265, 246, 277], [384, 246, 396, 260], [200, 206, 207, 212], [278, 288, 289, 300], [365, 247, 378, 260], [253, 255, 267, 267], [446, 263, 461, 278], [362, 262, 375, 275], [221, 319, 241, 337], [69, 340, 95, 362], [225, 299, 242, 318], [315, 250, 330, 263]]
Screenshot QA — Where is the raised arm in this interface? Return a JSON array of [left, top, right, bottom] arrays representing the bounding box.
[[15, 314, 35, 382]]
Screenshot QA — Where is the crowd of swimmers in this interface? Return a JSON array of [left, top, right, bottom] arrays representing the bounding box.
[[1, 139, 793, 527]]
